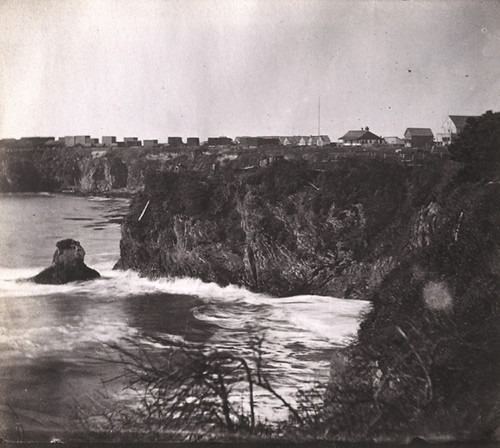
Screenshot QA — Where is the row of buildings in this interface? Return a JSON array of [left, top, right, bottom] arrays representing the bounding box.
[[235, 135, 331, 147], [0, 115, 479, 151], [62, 135, 202, 148], [339, 115, 478, 148], [339, 127, 435, 148], [0, 134, 333, 149], [0, 135, 202, 149]]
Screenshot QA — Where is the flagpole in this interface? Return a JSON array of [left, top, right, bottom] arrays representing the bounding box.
[[318, 96, 321, 136]]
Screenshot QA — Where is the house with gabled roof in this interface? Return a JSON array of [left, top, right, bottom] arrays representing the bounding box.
[[437, 115, 479, 145], [297, 136, 308, 146], [339, 128, 383, 146], [308, 135, 331, 146], [404, 128, 434, 148]]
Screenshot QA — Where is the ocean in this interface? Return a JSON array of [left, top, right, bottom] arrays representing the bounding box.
[[0, 193, 369, 441]]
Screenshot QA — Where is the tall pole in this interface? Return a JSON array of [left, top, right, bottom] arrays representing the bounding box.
[[318, 96, 321, 136]]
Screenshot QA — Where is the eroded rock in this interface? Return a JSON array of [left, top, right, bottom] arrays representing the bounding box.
[[33, 239, 100, 284]]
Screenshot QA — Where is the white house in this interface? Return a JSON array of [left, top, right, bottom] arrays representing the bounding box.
[[436, 115, 479, 145]]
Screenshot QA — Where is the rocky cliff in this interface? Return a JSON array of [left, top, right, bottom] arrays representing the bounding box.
[[324, 112, 500, 442], [115, 110, 499, 442], [0, 146, 215, 194], [115, 158, 451, 298]]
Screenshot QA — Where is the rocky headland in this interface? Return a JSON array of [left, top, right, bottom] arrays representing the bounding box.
[[4, 112, 498, 441], [114, 111, 500, 441], [115, 157, 440, 298]]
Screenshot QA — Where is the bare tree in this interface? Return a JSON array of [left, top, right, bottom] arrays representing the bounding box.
[[86, 334, 323, 441]]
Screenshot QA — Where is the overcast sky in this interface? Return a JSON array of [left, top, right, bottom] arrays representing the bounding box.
[[1, 0, 499, 141]]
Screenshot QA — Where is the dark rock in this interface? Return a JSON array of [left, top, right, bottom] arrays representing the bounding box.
[[32, 239, 100, 284], [115, 161, 424, 297]]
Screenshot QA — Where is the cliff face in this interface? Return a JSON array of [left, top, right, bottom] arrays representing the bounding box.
[[116, 158, 450, 298], [324, 176, 499, 442], [324, 112, 500, 442], [0, 146, 208, 194], [0, 147, 135, 193], [115, 113, 500, 441]]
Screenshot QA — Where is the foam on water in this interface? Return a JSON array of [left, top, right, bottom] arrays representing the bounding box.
[[0, 259, 370, 426], [0, 266, 369, 346], [0, 192, 375, 432], [0, 267, 77, 298]]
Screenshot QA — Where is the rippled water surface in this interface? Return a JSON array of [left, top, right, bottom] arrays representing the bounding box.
[[0, 193, 369, 441]]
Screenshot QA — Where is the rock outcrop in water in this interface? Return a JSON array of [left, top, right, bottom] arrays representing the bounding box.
[[33, 239, 100, 284]]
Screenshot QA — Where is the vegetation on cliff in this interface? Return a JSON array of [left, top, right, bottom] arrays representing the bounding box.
[[324, 111, 500, 442], [113, 112, 499, 441], [117, 156, 454, 298], [0, 146, 199, 193]]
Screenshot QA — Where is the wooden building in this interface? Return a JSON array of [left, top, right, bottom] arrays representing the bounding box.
[[307, 135, 331, 146], [207, 137, 233, 146], [124, 137, 142, 146], [437, 115, 479, 145], [404, 128, 434, 148], [384, 136, 404, 146], [339, 128, 383, 146], [168, 137, 184, 146], [143, 139, 159, 147], [102, 136, 117, 146], [187, 137, 200, 146]]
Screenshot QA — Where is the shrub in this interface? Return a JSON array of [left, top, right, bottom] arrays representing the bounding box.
[[448, 110, 500, 180]]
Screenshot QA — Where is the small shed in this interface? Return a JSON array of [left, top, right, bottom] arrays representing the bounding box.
[[124, 137, 142, 147], [168, 137, 184, 146], [187, 137, 200, 146], [207, 137, 233, 146], [144, 139, 159, 147], [64, 136, 76, 147], [102, 136, 117, 146], [384, 136, 404, 146], [235, 137, 259, 147], [75, 135, 91, 146]]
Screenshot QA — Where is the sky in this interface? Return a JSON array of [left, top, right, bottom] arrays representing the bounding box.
[[0, 0, 499, 142]]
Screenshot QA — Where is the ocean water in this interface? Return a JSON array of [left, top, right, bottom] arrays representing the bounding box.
[[0, 193, 369, 441]]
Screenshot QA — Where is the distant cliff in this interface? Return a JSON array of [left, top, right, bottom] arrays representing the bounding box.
[[0, 146, 222, 194], [0, 143, 444, 196]]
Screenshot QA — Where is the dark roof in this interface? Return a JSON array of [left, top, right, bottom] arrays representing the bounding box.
[[448, 115, 479, 133], [340, 130, 365, 140], [340, 130, 381, 141], [236, 136, 259, 146], [168, 137, 184, 145], [404, 128, 434, 137], [207, 137, 233, 145]]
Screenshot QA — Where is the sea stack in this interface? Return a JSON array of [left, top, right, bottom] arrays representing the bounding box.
[[33, 239, 100, 284]]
